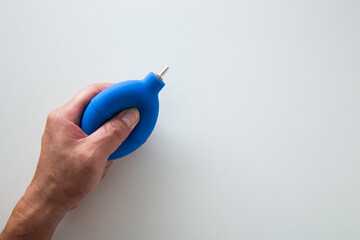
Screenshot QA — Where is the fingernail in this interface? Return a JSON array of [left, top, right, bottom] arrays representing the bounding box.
[[121, 108, 139, 128]]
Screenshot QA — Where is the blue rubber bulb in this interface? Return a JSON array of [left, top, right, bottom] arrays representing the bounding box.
[[80, 67, 168, 160]]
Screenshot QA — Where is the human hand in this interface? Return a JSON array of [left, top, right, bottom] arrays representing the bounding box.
[[0, 83, 140, 240], [33, 83, 139, 210]]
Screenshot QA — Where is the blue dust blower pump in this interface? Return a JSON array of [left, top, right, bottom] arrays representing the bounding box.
[[81, 66, 169, 160]]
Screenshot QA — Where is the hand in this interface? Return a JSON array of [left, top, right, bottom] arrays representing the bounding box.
[[0, 84, 140, 240], [33, 83, 140, 210]]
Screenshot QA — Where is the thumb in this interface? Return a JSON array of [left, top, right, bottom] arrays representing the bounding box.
[[87, 108, 140, 157]]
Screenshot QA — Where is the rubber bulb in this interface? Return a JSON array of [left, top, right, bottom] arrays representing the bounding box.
[[80, 70, 166, 160]]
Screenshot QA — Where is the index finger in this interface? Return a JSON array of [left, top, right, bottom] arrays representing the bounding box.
[[62, 83, 113, 125]]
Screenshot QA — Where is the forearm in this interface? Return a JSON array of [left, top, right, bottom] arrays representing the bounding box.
[[0, 183, 67, 240]]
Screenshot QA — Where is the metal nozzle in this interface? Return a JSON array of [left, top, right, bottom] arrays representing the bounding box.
[[156, 66, 169, 81]]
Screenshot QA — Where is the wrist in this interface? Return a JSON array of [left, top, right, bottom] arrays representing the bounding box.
[[23, 182, 68, 222], [0, 183, 67, 240]]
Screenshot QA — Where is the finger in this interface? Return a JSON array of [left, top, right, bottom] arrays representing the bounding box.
[[63, 83, 114, 125], [86, 108, 140, 158], [101, 161, 113, 180]]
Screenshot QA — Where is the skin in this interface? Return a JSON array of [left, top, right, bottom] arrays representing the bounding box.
[[0, 83, 140, 240]]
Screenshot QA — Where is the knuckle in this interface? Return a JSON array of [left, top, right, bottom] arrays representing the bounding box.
[[87, 84, 101, 95], [46, 110, 58, 123], [72, 151, 95, 170], [88, 83, 98, 89], [77, 147, 95, 162], [76, 148, 102, 172], [106, 120, 129, 140], [46, 108, 63, 124]]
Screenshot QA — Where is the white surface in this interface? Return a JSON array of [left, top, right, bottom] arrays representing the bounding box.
[[1, 0, 360, 239]]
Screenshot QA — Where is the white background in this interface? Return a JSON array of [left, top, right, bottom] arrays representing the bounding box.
[[0, 0, 359, 239]]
